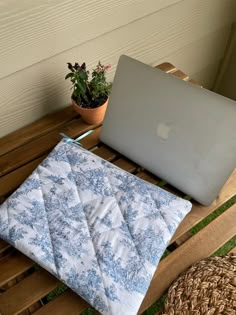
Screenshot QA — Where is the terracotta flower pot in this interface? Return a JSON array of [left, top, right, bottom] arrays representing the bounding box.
[[72, 98, 108, 125]]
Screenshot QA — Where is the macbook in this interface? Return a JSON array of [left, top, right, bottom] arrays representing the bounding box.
[[100, 55, 236, 205]]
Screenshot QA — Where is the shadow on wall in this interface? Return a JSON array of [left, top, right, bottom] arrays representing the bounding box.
[[214, 23, 236, 101], [39, 65, 71, 115]]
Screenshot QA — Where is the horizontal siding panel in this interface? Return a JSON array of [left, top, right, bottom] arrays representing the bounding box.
[[154, 26, 229, 78], [191, 61, 222, 89], [0, 0, 235, 79], [0, 25, 230, 137], [0, 0, 182, 79]]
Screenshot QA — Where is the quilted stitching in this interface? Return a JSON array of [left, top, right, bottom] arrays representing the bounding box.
[[105, 169, 149, 262], [64, 146, 152, 314], [0, 140, 192, 315], [100, 168, 151, 310], [64, 148, 112, 313], [36, 168, 60, 277]]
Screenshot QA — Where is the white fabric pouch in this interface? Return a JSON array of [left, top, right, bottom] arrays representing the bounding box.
[[0, 139, 192, 315]]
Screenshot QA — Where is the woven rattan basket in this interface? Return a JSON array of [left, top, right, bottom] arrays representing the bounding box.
[[162, 254, 236, 315]]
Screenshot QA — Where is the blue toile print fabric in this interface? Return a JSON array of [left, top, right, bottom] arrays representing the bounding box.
[[0, 139, 192, 315]]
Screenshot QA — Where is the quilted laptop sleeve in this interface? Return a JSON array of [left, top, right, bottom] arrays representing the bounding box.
[[0, 139, 192, 315]]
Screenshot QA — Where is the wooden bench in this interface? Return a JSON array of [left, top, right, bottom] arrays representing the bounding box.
[[0, 63, 235, 315]]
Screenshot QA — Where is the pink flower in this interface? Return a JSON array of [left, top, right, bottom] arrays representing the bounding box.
[[105, 64, 111, 70], [96, 65, 103, 72]]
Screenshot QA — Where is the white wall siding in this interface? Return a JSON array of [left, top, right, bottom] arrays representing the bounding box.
[[0, 0, 182, 79]]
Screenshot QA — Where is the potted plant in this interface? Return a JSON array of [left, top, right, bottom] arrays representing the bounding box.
[[65, 61, 112, 124]]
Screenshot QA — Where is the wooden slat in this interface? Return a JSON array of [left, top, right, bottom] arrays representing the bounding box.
[[172, 69, 189, 81], [2, 278, 17, 290], [229, 247, 236, 254], [139, 203, 236, 313], [136, 171, 160, 185], [155, 62, 176, 73], [0, 156, 46, 198], [0, 269, 60, 315], [174, 231, 192, 246], [188, 78, 203, 87], [171, 169, 236, 243], [113, 158, 137, 173], [0, 240, 11, 255], [28, 301, 43, 313], [80, 127, 101, 149], [92, 145, 117, 161], [0, 106, 78, 157], [34, 290, 89, 315], [161, 183, 186, 198], [0, 119, 99, 177], [0, 252, 35, 287]]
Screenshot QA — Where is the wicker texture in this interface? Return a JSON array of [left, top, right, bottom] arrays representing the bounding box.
[[162, 254, 236, 315]]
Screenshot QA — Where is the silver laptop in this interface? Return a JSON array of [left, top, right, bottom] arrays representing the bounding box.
[[100, 55, 236, 205]]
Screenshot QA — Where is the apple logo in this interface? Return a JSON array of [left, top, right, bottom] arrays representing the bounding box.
[[157, 123, 171, 140]]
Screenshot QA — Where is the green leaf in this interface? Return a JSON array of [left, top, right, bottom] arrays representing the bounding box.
[[77, 81, 86, 94], [65, 73, 74, 80]]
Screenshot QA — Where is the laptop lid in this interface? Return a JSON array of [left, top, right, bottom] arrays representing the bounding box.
[[100, 55, 236, 205]]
